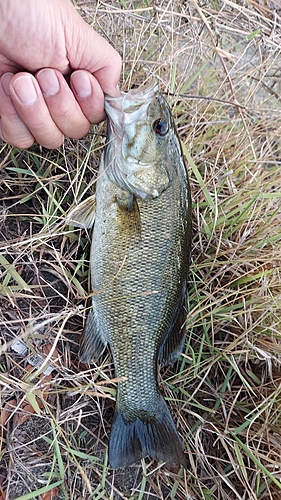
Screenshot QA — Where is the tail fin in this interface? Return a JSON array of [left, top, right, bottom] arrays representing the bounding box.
[[108, 397, 186, 469]]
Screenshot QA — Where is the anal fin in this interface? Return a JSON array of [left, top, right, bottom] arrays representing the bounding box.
[[79, 307, 108, 364]]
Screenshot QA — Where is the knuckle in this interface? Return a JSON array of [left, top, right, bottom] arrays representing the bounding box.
[[50, 107, 90, 138], [41, 134, 65, 149], [16, 137, 35, 148], [31, 121, 64, 148], [0, 121, 34, 148], [68, 123, 90, 140]]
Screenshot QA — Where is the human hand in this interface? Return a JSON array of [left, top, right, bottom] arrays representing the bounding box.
[[0, 0, 122, 149]]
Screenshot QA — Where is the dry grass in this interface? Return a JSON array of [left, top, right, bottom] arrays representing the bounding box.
[[1, 1, 281, 499]]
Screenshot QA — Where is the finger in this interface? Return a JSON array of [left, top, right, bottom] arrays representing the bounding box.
[[68, 19, 122, 97], [90, 45, 122, 97], [9, 72, 64, 149], [90, 46, 122, 97], [36, 68, 91, 138], [70, 70, 106, 124], [0, 72, 35, 148]]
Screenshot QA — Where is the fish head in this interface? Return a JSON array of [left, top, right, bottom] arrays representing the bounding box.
[[104, 81, 176, 199]]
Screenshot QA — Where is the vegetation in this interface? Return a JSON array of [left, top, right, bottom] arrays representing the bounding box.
[[0, 1, 281, 498]]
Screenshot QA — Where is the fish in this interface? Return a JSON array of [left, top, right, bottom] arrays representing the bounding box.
[[66, 81, 192, 469]]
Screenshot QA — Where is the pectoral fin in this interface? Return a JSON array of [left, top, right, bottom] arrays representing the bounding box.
[[66, 195, 96, 229], [117, 191, 141, 243]]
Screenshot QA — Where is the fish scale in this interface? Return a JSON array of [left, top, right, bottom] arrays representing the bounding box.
[[67, 81, 192, 468]]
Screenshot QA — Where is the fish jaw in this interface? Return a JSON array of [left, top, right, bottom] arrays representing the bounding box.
[[104, 80, 158, 137], [104, 81, 174, 199]]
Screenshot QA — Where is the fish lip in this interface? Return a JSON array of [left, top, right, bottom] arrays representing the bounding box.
[[105, 80, 159, 113]]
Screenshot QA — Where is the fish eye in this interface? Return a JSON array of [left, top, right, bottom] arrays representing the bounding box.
[[153, 118, 169, 136]]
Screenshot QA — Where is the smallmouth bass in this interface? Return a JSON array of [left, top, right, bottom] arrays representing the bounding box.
[[67, 81, 192, 469]]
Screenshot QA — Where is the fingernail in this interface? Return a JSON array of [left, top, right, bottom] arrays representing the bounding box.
[[1, 73, 13, 96], [37, 68, 60, 97], [12, 75, 37, 105], [71, 71, 92, 98]]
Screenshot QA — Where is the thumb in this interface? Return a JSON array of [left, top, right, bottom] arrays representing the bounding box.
[[65, 10, 121, 96]]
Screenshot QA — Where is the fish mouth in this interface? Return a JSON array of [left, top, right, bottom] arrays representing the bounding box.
[[105, 80, 159, 118], [104, 80, 160, 165]]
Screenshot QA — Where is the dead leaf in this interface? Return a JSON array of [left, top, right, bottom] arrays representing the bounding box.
[[0, 399, 17, 427]]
